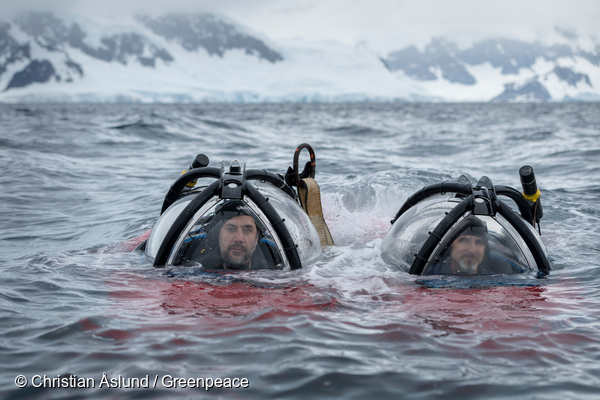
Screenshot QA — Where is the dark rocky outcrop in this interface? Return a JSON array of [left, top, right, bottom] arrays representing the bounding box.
[[6, 59, 56, 89], [14, 12, 173, 66], [386, 37, 593, 81], [552, 66, 592, 87], [138, 14, 283, 63], [387, 38, 475, 84], [0, 22, 30, 79], [491, 80, 551, 102]]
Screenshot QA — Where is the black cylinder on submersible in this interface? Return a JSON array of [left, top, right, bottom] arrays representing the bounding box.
[[519, 165, 543, 223], [189, 154, 210, 170], [183, 154, 210, 191]]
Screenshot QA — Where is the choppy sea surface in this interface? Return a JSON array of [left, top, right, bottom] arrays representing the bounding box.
[[1, 103, 599, 399]]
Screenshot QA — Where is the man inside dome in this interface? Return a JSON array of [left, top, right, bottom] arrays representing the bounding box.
[[176, 200, 282, 270], [428, 217, 492, 275], [203, 200, 263, 269]]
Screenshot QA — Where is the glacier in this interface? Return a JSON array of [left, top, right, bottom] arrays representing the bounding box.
[[0, 11, 598, 103]]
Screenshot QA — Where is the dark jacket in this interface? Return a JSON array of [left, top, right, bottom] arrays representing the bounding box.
[[426, 257, 492, 275]]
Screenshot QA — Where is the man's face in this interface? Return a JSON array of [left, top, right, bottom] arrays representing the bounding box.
[[219, 215, 259, 266], [450, 234, 486, 274]]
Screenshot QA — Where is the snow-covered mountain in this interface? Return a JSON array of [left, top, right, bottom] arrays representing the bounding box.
[[0, 11, 598, 103], [384, 36, 600, 102]]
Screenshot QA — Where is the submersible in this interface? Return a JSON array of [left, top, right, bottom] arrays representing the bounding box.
[[137, 144, 333, 271], [381, 166, 550, 277]]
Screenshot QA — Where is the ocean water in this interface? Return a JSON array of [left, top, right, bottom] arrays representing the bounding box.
[[1, 102, 599, 399]]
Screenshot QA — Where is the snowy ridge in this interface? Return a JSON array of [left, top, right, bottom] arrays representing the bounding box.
[[386, 36, 600, 102], [0, 11, 599, 103]]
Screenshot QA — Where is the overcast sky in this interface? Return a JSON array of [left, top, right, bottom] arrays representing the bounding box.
[[4, 0, 600, 52]]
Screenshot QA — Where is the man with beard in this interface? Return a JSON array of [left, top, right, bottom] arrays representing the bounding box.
[[190, 200, 274, 270], [427, 217, 492, 275], [173, 199, 284, 270], [218, 210, 259, 269]]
